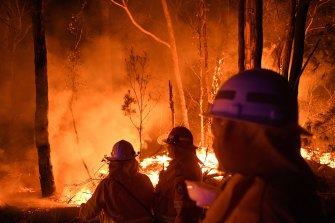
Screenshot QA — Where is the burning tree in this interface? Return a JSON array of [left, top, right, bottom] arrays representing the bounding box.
[[238, 0, 263, 71], [65, 0, 94, 181], [195, 0, 210, 148], [299, 7, 335, 159], [122, 49, 157, 159], [186, 0, 226, 148]]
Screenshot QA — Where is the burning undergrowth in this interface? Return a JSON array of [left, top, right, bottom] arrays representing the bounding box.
[[56, 146, 221, 206], [55, 147, 335, 207]]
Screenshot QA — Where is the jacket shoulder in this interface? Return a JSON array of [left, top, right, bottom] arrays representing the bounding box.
[[261, 176, 326, 223]]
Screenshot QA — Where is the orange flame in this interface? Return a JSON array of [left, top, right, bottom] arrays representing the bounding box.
[[301, 148, 335, 168], [60, 147, 334, 206], [60, 147, 220, 205]]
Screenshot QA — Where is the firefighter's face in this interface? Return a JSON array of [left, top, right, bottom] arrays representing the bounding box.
[[211, 118, 234, 171], [211, 118, 224, 170]]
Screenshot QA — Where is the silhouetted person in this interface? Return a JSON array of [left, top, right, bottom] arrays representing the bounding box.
[[203, 69, 327, 223], [79, 140, 154, 223], [155, 126, 203, 223]]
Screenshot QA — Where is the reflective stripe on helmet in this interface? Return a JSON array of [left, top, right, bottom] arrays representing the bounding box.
[[210, 69, 298, 127]]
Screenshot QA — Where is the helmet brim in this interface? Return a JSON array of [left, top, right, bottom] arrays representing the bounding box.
[[297, 126, 312, 136], [106, 154, 138, 162], [157, 133, 198, 149], [157, 132, 169, 145]]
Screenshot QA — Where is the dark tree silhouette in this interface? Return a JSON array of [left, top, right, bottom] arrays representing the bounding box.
[[238, 0, 245, 72], [238, 0, 262, 70], [280, 0, 296, 79], [244, 0, 263, 69], [31, 0, 55, 197], [289, 0, 311, 96]]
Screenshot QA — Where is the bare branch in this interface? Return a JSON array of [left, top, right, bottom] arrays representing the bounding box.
[[308, 23, 335, 33], [305, 0, 331, 35], [110, 0, 126, 9], [15, 24, 32, 45], [185, 89, 200, 107], [320, 85, 332, 99], [185, 62, 201, 80], [0, 16, 10, 27], [142, 104, 155, 123], [110, 0, 170, 48], [128, 115, 138, 130]]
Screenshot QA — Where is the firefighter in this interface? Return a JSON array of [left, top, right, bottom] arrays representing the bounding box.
[[155, 126, 203, 223], [79, 140, 155, 223], [202, 69, 327, 223]]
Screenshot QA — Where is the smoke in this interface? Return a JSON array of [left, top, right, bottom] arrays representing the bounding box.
[[0, 0, 333, 207], [46, 35, 172, 193]]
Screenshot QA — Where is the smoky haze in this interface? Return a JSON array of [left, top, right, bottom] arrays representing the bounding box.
[[0, 0, 334, 206], [0, 0, 233, 204]]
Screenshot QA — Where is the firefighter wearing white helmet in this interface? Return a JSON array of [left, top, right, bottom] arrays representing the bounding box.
[[202, 69, 327, 223], [107, 139, 138, 161], [79, 140, 155, 223]]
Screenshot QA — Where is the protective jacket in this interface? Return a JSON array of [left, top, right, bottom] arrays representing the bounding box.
[[79, 171, 154, 223], [203, 173, 325, 223], [155, 154, 203, 223], [203, 120, 327, 223]]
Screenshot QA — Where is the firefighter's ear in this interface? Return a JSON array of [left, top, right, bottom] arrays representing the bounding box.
[[134, 159, 139, 171], [129, 159, 139, 174]]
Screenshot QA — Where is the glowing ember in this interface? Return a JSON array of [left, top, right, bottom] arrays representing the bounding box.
[[301, 148, 335, 168], [61, 185, 94, 205], [61, 147, 334, 206], [68, 188, 93, 204], [140, 154, 171, 186], [18, 187, 36, 193], [197, 147, 220, 177], [60, 147, 221, 205]]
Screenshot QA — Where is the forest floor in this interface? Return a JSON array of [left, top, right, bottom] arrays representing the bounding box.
[[0, 161, 334, 223], [0, 206, 84, 223], [309, 160, 335, 222]]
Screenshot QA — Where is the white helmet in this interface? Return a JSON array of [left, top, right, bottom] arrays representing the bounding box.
[[107, 140, 138, 161], [209, 69, 309, 134]]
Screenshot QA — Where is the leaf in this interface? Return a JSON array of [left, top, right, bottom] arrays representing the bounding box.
[[121, 90, 136, 116]]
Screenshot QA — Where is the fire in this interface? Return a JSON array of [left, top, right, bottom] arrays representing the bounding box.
[[140, 154, 171, 186], [60, 147, 220, 205], [18, 186, 36, 193], [301, 148, 335, 168], [196, 147, 220, 177], [62, 187, 93, 205], [59, 147, 335, 206]]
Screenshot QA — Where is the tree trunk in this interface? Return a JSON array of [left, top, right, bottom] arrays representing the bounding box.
[[244, 0, 263, 69], [31, 0, 55, 197], [280, 0, 296, 79], [197, 0, 210, 147], [161, 0, 189, 128], [289, 0, 311, 96], [169, 80, 175, 128], [238, 0, 245, 72]]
